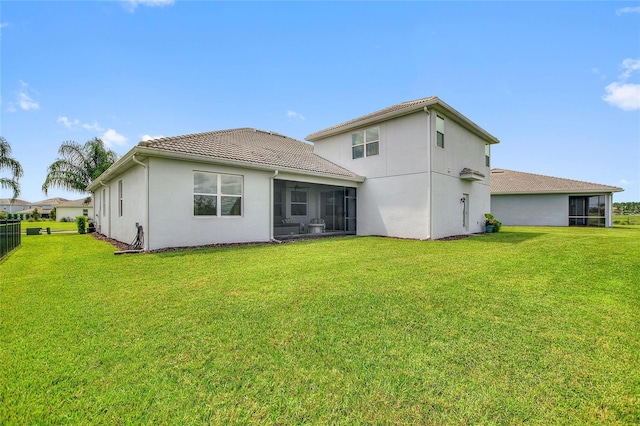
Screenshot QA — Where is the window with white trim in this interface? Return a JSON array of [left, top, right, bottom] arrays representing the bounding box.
[[118, 180, 123, 217], [194, 172, 243, 216], [352, 127, 379, 159], [485, 144, 490, 167], [290, 191, 307, 216], [436, 116, 445, 148]]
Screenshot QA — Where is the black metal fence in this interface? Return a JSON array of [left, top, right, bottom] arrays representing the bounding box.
[[1, 219, 21, 259]]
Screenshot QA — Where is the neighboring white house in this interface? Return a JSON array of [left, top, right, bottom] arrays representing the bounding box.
[[490, 169, 623, 227], [87, 97, 499, 251], [56, 197, 94, 222], [0, 199, 32, 215], [4, 197, 71, 219]]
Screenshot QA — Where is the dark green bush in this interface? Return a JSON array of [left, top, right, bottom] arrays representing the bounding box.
[[75, 216, 87, 234]]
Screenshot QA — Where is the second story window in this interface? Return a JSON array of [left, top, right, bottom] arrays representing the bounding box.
[[436, 116, 445, 148], [352, 127, 379, 159], [485, 144, 491, 167]]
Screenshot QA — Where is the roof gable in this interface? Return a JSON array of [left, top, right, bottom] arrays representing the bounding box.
[[491, 169, 623, 194], [306, 96, 499, 144]]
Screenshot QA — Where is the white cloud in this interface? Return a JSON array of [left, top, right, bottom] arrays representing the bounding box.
[[18, 92, 39, 111], [603, 83, 640, 111], [616, 6, 640, 15], [287, 110, 306, 120], [122, 0, 175, 12], [602, 58, 640, 111], [620, 58, 640, 79], [10, 81, 40, 111], [83, 121, 104, 132], [101, 129, 128, 147], [57, 116, 80, 129], [141, 134, 164, 141]]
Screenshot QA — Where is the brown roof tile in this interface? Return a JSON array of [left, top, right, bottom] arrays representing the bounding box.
[[491, 169, 623, 194], [58, 197, 93, 207], [306, 97, 438, 140], [138, 128, 359, 179], [306, 96, 499, 144]]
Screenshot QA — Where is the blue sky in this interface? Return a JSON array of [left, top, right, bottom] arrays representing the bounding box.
[[1, 1, 639, 202]]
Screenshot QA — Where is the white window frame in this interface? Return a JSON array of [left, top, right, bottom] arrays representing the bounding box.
[[193, 171, 243, 217], [290, 190, 308, 216], [436, 115, 445, 148], [118, 180, 123, 217], [485, 144, 491, 167], [352, 127, 380, 159]]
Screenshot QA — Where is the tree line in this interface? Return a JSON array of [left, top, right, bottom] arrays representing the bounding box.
[[613, 202, 640, 214], [0, 136, 117, 201]]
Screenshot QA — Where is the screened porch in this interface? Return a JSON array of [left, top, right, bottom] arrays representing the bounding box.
[[273, 180, 356, 239]]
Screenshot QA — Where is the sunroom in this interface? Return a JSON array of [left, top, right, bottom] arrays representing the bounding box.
[[273, 179, 357, 239]]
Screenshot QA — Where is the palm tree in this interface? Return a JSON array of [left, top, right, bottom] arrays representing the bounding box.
[[42, 138, 118, 195], [0, 136, 24, 201]]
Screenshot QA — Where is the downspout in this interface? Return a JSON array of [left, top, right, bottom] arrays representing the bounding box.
[[132, 154, 149, 251], [424, 106, 432, 239], [270, 170, 282, 243]]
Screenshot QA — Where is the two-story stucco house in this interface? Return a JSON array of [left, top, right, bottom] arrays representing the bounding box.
[[87, 97, 499, 251], [307, 96, 499, 240]]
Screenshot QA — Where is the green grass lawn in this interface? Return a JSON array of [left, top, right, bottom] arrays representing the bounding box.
[[19, 220, 78, 232], [2, 227, 639, 424], [614, 215, 640, 226]]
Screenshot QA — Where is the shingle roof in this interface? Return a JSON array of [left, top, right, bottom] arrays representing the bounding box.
[[138, 128, 359, 179], [491, 169, 623, 194]]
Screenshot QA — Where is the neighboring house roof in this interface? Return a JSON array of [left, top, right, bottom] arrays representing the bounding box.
[[31, 197, 71, 206], [58, 197, 94, 207], [15, 207, 52, 215], [306, 96, 500, 144], [491, 169, 624, 195], [89, 128, 363, 192], [0, 199, 31, 206]]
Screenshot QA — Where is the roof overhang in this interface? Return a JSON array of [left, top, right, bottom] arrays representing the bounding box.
[[306, 97, 500, 145], [492, 189, 624, 195], [87, 145, 364, 192]]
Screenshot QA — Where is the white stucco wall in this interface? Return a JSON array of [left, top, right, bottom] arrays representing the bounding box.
[[93, 186, 110, 235], [146, 157, 272, 250], [111, 163, 147, 245], [431, 172, 490, 239], [429, 110, 492, 239], [491, 192, 616, 227], [312, 109, 492, 240], [357, 173, 431, 239], [491, 194, 569, 226]]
